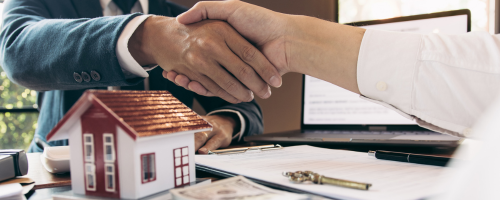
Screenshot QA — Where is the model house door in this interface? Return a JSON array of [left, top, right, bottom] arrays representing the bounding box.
[[81, 105, 120, 198]]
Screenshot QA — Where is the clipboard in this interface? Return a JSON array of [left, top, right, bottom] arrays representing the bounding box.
[[196, 145, 443, 200], [207, 144, 283, 155], [195, 164, 336, 199], [198, 144, 336, 199]]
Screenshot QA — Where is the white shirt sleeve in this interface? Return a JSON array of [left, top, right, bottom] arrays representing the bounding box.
[[116, 15, 156, 79], [357, 29, 500, 137]]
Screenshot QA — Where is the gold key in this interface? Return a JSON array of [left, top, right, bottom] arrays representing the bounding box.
[[282, 170, 372, 190]]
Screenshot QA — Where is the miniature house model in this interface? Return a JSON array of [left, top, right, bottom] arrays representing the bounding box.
[[46, 90, 212, 199]]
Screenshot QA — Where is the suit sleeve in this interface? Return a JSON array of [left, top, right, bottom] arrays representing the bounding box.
[[195, 95, 264, 137], [0, 0, 144, 91]]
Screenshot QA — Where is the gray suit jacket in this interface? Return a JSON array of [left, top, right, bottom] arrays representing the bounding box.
[[0, 0, 264, 152]]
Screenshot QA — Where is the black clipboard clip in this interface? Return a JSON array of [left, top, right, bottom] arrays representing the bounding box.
[[208, 144, 283, 155]]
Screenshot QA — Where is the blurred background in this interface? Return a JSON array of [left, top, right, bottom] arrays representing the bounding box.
[[0, 0, 498, 150]]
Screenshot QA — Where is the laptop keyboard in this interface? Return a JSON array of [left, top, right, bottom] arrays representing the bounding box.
[[305, 130, 441, 135]]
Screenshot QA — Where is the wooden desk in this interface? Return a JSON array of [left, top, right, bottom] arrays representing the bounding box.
[[20, 143, 456, 199], [21, 143, 456, 189], [24, 153, 71, 190]]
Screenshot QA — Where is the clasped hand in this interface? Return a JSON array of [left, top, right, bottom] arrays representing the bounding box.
[[164, 0, 293, 100], [129, 15, 282, 104]]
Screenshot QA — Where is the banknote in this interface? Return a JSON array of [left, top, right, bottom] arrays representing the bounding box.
[[170, 176, 324, 200]]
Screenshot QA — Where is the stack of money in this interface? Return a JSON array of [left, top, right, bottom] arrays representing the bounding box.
[[170, 176, 325, 200]]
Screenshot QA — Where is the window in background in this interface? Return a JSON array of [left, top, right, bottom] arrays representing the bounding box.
[[339, 0, 495, 33], [0, 62, 39, 151], [0, 2, 39, 151]]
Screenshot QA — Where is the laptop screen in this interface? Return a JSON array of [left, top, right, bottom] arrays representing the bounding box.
[[303, 10, 470, 126]]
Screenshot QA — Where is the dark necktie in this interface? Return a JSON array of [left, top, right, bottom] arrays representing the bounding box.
[[112, 0, 139, 14]]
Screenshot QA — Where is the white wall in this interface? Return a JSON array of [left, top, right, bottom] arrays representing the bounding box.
[[117, 126, 137, 199], [69, 119, 85, 194], [134, 132, 196, 198]]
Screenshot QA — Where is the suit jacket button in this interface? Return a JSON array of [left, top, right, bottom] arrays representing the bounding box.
[[90, 70, 101, 81], [73, 72, 83, 83], [81, 71, 91, 82]]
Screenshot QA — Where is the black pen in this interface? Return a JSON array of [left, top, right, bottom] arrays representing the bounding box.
[[368, 150, 450, 166]]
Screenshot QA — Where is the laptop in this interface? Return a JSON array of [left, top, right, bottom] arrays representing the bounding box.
[[245, 9, 471, 147]]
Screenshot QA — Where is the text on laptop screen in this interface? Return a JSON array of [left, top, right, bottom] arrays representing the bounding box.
[[303, 14, 468, 125]]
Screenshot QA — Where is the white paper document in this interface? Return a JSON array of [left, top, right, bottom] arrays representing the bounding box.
[[195, 145, 447, 200]]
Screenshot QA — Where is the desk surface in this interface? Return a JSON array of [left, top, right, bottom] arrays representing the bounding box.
[[19, 143, 456, 199], [24, 153, 71, 190]]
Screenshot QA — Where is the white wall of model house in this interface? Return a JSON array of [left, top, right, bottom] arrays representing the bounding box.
[[117, 126, 136, 198], [68, 119, 85, 195], [134, 132, 196, 198]]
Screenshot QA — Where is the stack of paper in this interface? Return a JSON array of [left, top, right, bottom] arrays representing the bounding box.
[[195, 145, 448, 200], [0, 184, 26, 200]]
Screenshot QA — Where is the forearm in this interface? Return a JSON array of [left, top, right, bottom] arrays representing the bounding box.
[[175, 1, 500, 137], [286, 15, 365, 94]]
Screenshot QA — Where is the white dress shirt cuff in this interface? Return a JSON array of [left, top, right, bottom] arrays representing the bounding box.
[[116, 15, 156, 79], [207, 109, 246, 142], [357, 29, 465, 137], [357, 29, 422, 115]]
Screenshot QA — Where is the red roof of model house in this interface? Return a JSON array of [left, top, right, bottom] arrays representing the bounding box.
[[46, 90, 212, 141]]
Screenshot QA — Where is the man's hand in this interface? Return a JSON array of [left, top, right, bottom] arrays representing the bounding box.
[[195, 115, 237, 154], [173, 0, 365, 95], [169, 0, 290, 96], [128, 16, 283, 103]]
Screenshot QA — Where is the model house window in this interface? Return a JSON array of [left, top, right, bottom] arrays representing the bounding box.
[[173, 147, 189, 187], [85, 163, 96, 191], [103, 134, 115, 162], [83, 134, 94, 162], [105, 164, 115, 192], [141, 153, 156, 183]]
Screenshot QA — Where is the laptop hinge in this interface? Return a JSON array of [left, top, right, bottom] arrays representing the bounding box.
[[369, 126, 387, 131]]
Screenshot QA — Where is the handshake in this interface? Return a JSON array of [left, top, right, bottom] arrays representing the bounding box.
[[130, 0, 366, 103]]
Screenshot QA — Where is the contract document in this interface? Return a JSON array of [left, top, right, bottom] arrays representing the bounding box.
[[195, 145, 447, 200]]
